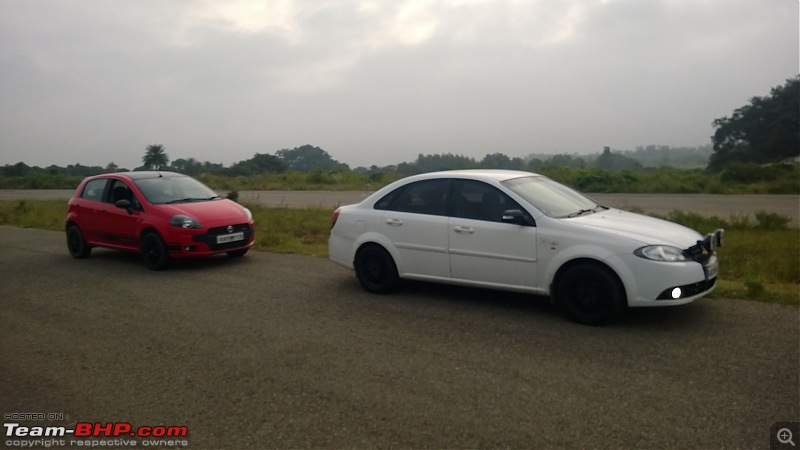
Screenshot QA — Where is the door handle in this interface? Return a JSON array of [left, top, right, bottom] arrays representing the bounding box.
[[454, 226, 474, 234], [385, 218, 403, 226]]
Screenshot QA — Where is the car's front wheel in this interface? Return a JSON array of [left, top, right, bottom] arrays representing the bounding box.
[[141, 232, 169, 270], [557, 263, 625, 325], [354, 245, 399, 294], [66, 225, 92, 259]]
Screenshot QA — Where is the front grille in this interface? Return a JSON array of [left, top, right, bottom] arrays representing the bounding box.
[[206, 223, 251, 236], [192, 223, 253, 251]]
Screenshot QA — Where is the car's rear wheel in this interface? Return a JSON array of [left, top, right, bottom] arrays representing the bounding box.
[[141, 232, 169, 271], [227, 248, 249, 258], [66, 225, 92, 259], [557, 263, 625, 325], [354, 245, 399, 294]]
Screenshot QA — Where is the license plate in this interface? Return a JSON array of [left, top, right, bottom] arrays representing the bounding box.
[[217, 232, 244, 244], [704, 261, 719, 280]]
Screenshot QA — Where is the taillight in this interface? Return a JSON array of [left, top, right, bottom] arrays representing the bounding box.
[[331, 208, 341, 229]]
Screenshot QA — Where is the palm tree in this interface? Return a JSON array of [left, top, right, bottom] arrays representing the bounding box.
[[142, 144, 169, 170]]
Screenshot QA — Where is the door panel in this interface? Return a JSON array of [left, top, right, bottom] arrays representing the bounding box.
[[448, 218, 537, 288], [95, 180, 142, 248], [380, 211, 450, 278], [448, 180, 538, 288], [379, 178, 451, 279]]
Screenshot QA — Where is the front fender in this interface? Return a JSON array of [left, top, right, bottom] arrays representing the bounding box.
[[543, 244, 636, 302]]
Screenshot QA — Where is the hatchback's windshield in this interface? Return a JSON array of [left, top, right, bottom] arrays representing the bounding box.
[[502, 176, 600, 218], [134, 176, 220, 205]]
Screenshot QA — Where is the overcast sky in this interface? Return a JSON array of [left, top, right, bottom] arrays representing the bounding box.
[[0, 0, 796, 170]]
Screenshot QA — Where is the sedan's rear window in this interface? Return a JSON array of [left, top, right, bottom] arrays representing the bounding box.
[[375, 179, 450, 216]]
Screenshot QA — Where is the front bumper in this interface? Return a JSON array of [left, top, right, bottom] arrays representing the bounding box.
[[164, 223, 255, 258], [625, 253, 718, 307]]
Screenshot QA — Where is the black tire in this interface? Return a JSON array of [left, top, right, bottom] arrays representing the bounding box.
[[140, 232, 169, 270], [556, 263, 625, 325], [227, 248, 249, 258], [66, 225, 92, 259], [354, 245, 399, 294]]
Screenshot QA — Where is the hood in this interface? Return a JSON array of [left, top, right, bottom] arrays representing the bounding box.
[[565, 208, 702, 248], [157, 199, 250, 227]]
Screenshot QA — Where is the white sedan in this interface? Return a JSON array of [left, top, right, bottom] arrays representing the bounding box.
[[328, 170, 723, 324]]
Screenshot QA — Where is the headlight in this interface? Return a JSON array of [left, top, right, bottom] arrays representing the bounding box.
[[634, 245, 690, 262], [241, 206, 253, 222], [169, 215, 202, 229]]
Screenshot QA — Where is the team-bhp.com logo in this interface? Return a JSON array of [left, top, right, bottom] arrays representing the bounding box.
[[5, 422, 187, 438], [4, 421, 189, 448]]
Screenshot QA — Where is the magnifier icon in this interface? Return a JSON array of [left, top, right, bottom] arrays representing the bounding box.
[[778, 428, 796, 446]]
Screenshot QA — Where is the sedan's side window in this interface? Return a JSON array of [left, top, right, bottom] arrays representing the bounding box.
[[452, 180, 523, 223], [381, 179, 450, 216], [81, 179, 107, 202]]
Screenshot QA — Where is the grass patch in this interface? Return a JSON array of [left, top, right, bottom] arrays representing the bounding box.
[[0, 200, 66, 231], [713, 280, 799, 305], [1, 200, 797, 304], [248, 205, 332, 257]]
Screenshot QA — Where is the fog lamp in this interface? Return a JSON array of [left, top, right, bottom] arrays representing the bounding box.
[[671, 287, 682, 299]]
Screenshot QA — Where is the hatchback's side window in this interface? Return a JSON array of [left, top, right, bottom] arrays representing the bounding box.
[[384, 179, 450, 216], [452, 180, 523, 223], [106, 180, 141, 209], [81, 179, 107, 202]]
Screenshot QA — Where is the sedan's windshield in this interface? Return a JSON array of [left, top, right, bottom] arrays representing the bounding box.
[[134, 176, 220, 205], [502, 176, 601, 218]]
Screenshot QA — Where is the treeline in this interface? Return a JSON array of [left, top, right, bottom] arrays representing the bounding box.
[[0, 143, 710, 180], [2, 146, 796, 194]]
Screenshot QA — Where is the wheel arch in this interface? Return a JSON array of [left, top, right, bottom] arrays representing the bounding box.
[[551, 257, 628, 304], [352, 233, 404, 275], [139, 226, 162, 240]]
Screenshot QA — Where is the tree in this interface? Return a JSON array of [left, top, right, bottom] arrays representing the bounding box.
[[104, 162, 119, 173], [545, 154, 586, 169], [594, 147, 642, 172], [2, 162, 31, 176], [275, 145, 348, 172], [709, 76, 800, 171], [170, 158, 202, 175], [229, 153, 287, 176], [406, 153, 477, 174], [142, 144, 169, 170]]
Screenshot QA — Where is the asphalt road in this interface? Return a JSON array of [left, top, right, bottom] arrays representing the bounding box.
[[1, 226, 798, 449], [2, 189, 798, 226]]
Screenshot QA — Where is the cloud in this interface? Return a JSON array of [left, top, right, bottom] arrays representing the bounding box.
[[0, 0, 795, 169]]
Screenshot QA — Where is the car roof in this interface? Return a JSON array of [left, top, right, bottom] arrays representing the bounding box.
[[409, 169, 542, 182], [89, 171, 185, 181]]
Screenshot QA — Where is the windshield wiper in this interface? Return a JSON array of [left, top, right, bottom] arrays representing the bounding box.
[[566, 208, 593, 218], [165, 197, 213, 204], [565, 205, 607, 218]]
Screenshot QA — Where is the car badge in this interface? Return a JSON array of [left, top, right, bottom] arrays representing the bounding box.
[[227, 225, 234, 234]]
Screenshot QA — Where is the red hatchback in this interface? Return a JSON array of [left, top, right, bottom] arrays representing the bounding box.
[[65, 171, 255, 270]]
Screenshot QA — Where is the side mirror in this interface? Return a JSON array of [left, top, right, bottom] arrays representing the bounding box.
[[502, 209, 534, 226], [115, 199, 134, 215]]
